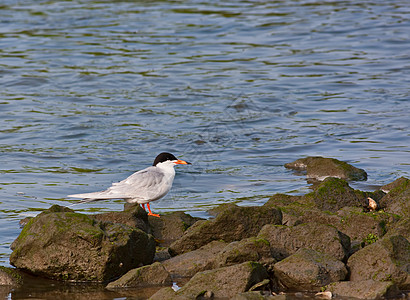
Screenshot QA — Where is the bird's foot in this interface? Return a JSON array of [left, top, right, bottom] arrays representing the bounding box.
[[148, 212, 160, 218]]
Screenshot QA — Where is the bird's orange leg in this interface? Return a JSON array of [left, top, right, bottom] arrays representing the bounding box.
[[141, 203, 146, 211], [146, 203, 160, 218]]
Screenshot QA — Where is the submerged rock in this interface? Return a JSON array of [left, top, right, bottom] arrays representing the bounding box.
[[106, 262, 171, 289], [284, 156, 367, 181], [347, 235, 410, 289], [10, 205, 156, 282], [326, 280, 399, 299], [273, 248, 347, 292], [169, 204, 282, 256], [258, 222, 350, 262]]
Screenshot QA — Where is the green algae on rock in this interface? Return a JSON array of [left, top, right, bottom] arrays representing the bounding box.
[[10, 205, 155, 282], [285, 156, 367, 181]]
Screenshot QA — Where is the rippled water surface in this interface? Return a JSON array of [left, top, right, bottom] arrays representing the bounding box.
[[0, 0, 409, 297]]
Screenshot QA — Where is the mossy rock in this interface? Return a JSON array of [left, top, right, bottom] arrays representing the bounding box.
[[379, 177, 410, 217], [169, 204, 282, 256], [10, 205, 155, 282], [285, 156, 367, 181]]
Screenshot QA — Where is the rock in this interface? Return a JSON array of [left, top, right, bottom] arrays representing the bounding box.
[[106, 262, 171, 289], [148, 211, 203, 247], [302, 177, 364, 212], [385, 217, 410, 240], [326, 280, 399, 299], [284, 156, 367, 181], [93, 203, 150, 233], [10, 205, 156, 282], [379, 177, 410, 216], [162, 241, 227, 277], [176, 262, 270, 299], [347, 235, 410, 289], [273, 248, 347, 292], [232, 291, 272, 300], [214, 237, 273, 268], [169, 204, 282, 256], [258, 223, 350, 261], [148, 287, 190, 300], [0, 266, 22, 287]]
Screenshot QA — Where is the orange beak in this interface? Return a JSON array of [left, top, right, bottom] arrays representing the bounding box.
[[175, 159, 191, 165]]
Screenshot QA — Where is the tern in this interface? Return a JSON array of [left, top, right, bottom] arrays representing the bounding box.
[[67, 152, 191, 217]]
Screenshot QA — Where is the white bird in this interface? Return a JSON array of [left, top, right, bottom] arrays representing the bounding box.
[[67, 152, 191, 217]]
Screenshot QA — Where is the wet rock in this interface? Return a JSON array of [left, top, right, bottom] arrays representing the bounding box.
[[347, 235, 410, 289], [177, 262, 269, 299], [0, 266, 22, 287], [149, 287, 190, 300], [93, 203, 150, 233], [284, 156, 367, 181], [273, 248, 347, 292], [379, 177, 410, 216], [325, 280, 399, 299], [106, 262, 171, 289], [232, 291, 273, 300], [214, 237, 273, 268], [162, 240, 227, 277], [302, 177, 363, 212], [148, 211, 203, 247], [258, 223, 350, 261], [169, 204, 282, 256], [10, 205, 156, 282]]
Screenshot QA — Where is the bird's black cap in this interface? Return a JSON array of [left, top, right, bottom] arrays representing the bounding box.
[[153, 152, 178, 166]]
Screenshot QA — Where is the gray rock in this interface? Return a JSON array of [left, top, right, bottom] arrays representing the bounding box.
[[177, 262, 270, 299], [273, 248, 347, 292], [232, 291, 274, 300], [148, 211, 203, 247], [214, 237, 273, 268], [162, 240, 227, 277], [385, 217, 410, 240], [169, 204, 282, 256], [106, 262, 171, 289], [10, 205, 156, 282], [257, 223, 350, 261], [347, 235, 410, 289], [379, 177, 410, 217], [326, 280, 399, 299], [284, 156, 367, 181]]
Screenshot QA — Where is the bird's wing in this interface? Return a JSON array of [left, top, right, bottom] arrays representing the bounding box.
[[68, 166, 165, 201]]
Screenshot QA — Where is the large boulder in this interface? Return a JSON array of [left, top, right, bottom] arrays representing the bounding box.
[[257, 223, 350, 261], [10, 205, 156, 282], [273, 248, 347, 292], [176, 262, 269, 299], [347, 235, 410, 289], [379, 177, 410, 216], [162, 241, 227, 277], [326, 280, 399, 299], [106, 262, 172, 289], [284, 156, 367, 181], [169, 204, 282, 256]]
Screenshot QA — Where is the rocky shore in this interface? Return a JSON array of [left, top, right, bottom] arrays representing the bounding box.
[[1, 157, 409, 299]]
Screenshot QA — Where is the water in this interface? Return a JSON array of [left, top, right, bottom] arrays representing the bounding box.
[[0, 0, 409, 297]]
